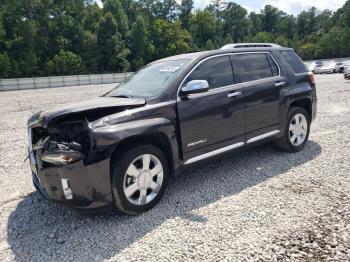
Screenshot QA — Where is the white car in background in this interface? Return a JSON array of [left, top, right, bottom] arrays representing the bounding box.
[[314, 62, 339, 74], [308, 61, 323, 73], [339, 60, 350, 73]]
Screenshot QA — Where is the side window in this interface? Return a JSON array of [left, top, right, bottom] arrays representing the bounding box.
[[184, 56, 234, 89], [267, 54, 279, 76], [235, 53, 275, 83], [279, 50, 308, 73]]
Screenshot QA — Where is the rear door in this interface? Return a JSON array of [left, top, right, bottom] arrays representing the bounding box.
[[177, 55, 246, 163], [232, 52, 286, 142]]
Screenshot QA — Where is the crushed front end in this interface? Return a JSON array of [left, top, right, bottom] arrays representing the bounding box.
[[27, 115, 113, 211]]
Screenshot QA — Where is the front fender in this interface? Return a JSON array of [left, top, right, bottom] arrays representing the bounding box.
[[91, 118, 181, 172], [92, 118, 176, 147]]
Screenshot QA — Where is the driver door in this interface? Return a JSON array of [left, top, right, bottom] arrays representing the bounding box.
[[177, 55, 246, 163]]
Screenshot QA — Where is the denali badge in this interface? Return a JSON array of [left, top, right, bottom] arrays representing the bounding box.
[[187, 139, 207, 147]]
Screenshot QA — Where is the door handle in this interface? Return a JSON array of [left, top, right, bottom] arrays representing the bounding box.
[[227, 91, 242, 98], [275, 81, 286, 87]]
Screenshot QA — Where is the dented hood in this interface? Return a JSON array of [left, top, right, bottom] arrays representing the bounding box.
[[28, 97, 146, 127]]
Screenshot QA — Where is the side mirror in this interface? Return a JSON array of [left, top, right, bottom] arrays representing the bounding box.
[[181, 80, 210, 95]]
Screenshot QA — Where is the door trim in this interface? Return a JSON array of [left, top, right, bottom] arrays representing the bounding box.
[[184, 142, 244, 165], [247, 130, 280, 144]]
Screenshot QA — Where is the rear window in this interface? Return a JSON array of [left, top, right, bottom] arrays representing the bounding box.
[[280, 50, 308, 73], [235, 53, 278, 83]]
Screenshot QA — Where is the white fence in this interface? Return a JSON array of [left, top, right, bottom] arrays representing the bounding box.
[[0, 72, 134, 91]]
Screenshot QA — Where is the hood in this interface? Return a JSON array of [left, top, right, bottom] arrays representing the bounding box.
[[28, 97, 146, 127]]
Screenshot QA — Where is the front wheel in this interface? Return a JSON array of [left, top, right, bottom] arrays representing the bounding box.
[[111, 144, 169, 215], [276, 107, 310, 152]]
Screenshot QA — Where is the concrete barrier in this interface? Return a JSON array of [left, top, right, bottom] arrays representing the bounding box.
[[0, 72, 134, 91]]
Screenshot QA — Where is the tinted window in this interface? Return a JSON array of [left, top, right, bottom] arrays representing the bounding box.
[[184, 56, 234, 89], [267, 54, 279, 76], [280, 50, 308, 73], [235, 53, 274, 82]]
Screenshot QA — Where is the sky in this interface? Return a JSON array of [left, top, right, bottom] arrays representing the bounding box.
[[96, 0, 347, 15], [195, 0, 347, 14]]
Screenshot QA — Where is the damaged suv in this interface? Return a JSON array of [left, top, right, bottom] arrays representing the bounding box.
[[28, 45, 317, 214]]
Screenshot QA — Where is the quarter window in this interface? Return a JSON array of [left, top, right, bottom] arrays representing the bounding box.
[[183, 56, 234, 89], [235, 53, 277, 83], [279, 50, 307, 73]]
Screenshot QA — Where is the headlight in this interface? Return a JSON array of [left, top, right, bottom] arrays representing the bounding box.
[[42, 150, 83, 165]]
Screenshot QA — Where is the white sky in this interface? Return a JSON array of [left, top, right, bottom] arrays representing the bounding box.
[[95, 0, 347, 15]]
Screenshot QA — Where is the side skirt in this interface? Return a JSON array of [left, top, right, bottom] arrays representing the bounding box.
[[184, 130, 280, 165]]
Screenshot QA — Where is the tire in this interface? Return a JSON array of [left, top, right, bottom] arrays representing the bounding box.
[[276, 107, 310, 152], [111, 144, 169, 215]]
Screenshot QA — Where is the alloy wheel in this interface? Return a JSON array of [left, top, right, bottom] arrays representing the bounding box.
[[123, 154, 164, 206], [289, 113, 308, 146]]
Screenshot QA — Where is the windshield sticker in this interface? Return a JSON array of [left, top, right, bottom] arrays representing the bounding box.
[[160, 66, 180, 73]]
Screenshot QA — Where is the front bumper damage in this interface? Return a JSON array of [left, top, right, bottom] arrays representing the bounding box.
[[28, 124, 113, 212]]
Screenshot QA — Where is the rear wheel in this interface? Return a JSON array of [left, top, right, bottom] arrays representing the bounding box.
[[111, 144, 169, 215], [276, 107, 310, 152]]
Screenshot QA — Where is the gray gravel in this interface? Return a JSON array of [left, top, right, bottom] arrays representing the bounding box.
[[0, 75, 349, 261]]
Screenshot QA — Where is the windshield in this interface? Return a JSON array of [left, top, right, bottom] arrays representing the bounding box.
[[106, 59, 191, 98]]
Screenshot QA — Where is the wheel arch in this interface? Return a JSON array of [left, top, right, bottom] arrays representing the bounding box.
[[289, 98, 312, 120], [110, 132, 177, 178]]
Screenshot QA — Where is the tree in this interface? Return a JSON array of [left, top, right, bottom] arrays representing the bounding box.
[[297, 7, 318, 38], [129, 15, 154, 69], [153, 0, 179, 20], [189, 10, 215, 50], [316, 10, 333, 33], [179, 0, 193, 29], [0, 53, 11, 78], [318, 27, 350, 58], [152, 19, 191, 58], [248, 12, 263, 36], [96, 12, 130, 72], [261, 5, 282, 33], [222, 3, 248, 42], [103, 0, 129, 38], [334, 0, 350, 27], [46, 50, 84, 75]]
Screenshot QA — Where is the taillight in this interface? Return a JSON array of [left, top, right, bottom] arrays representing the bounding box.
[[308, 72, 315, 86]]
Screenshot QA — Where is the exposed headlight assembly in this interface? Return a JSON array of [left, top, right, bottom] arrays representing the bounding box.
[[42, 150, 84, 165]]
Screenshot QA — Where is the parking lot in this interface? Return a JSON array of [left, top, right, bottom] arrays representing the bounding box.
[[0, 74, 349, 261]]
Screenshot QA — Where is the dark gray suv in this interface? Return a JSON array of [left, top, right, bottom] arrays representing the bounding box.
[[27, 44, 317, 214]]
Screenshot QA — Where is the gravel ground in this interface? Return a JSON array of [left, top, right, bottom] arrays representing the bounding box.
[[0, 75, 349, 261]]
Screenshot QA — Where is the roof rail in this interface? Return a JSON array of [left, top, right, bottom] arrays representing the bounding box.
[[221, 43, 282, 49]]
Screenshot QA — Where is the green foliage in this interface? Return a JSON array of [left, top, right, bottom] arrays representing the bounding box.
[[97, 12, 130, 72], [0, 53, 11, 78], [1, 0, 350, 78], [222, 3, 248, 42], [189, 10, 215, 50], [152, 19, 191, 58], [46, 50, 84, 76], [103, 0, 128, 37], [179, 0, 193, 29], [129, 15, 154, 70]]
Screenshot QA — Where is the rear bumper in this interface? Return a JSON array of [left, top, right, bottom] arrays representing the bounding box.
[[31, 156, 113, 211]]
